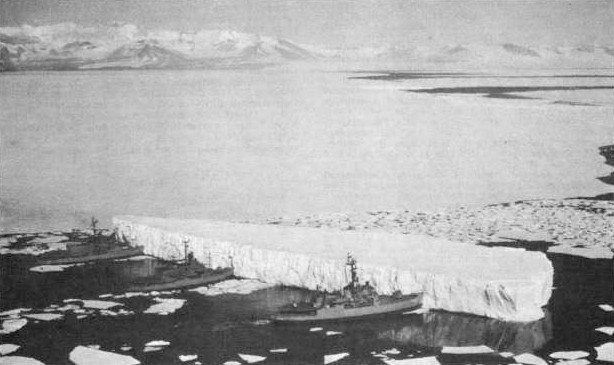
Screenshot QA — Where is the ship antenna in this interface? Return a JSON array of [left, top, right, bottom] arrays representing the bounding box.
[[90, 217, 99, 236], [346, 252, 358, 292]]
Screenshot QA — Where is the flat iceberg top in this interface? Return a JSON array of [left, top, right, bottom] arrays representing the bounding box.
[[114, 216, 550, 282]]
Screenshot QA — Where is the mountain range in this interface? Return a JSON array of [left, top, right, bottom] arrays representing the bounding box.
[[1, 23, 613, 71]]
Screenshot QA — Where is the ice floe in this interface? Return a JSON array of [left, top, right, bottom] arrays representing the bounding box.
[[143, 298, 185, 315], [143, 346, 163, 353], [499, 352, 515, 358], [238, 354, 266, 363], [383, 357, 441, 365], [0, 318, 28, 334], [0, 356, 45, 365], [81, 300, 123, 310], [598, 304, 614, 312], [178, 354, 198, 362], [69, 346, 140, 365], [325, 352, 349, 364], [555, 360, 590, 365], [0, 308, 31, 317], [222, 362, 241, 365], [441, 345, 494, 354], [549, 351, 589, 360], [189, 279, 275, 296], [120, 346, 132, 351], [23, 313, 63, 321], [595, 342, 614, 363], [514, 353, 548, 365], [326, 330, 342, 336], [29, 263, 84, 273], [0, 344, 20, 355], [596, 326, 614, 336], [309, 327, 323, 332], [144, 340, 170, 347], [382, 348, 401, 355], [269, 348, 287, 353]]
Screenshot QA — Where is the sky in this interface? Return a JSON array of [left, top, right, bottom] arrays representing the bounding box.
[[1, 0, 613, 47]]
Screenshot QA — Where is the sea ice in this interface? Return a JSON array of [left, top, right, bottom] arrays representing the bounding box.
[[549, 351, 589, 360], [403, 308, 429, 315], [143, 298, 185, 315], [23, 313, 63, 321], [143, 346, 163, 353], [441, 345, 494, 354], [555, 360, 590, 365], [29, 265, 68, 273], [0, 318, 28, 334], [238, 354, 266, 363], [69, 346, 140, 365], [514, 353, 548, 365], [81, 300, 124, 310], [382, 348, 401, 355], [383, 357, 441, 365], [269, 348, 288, 353], [499, 352, 515, 357], [309, 327, 323, 332], [144, 340, 170, 347], [120, 346, 132, 351], [0, 308, 31, 317], [222, 362, 241, 365], [0, 344, 20, 355], [595, 342, 614, 363], [598, 304, 614, 312], [596, 326, 614, 336], [189, 279, 274, 296], [324, 353, 349, 364], [30, 235, 68, 244], [0, 356, 45, 365], [98, 294, 113, 298], [326, 331, 342, 336], [178, 354, 198, 362]]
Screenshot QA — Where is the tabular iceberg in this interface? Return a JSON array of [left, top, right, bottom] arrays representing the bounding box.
[[113, 216, 553, 321]]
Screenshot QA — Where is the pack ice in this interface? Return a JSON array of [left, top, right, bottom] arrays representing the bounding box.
[[114, 216, 553, 321]]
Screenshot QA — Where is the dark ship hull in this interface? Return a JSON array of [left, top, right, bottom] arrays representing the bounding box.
[[38, 245, 144, 265], [125, 267, 233, 292], [272, 292, 423, 322]]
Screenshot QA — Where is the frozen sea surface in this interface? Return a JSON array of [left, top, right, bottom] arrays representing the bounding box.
[[0, 68, 612, 232]]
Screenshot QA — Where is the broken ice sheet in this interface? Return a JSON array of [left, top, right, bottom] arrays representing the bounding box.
[[595, 342, 614, 363], [0, 344, 20, 355], [0, 318, 28, 334], [143, 298, 185, 315], [595, 326, 614, 336], [69, 346, 140, 365], [81, 300, 124, 310], [325, 352, 349, 364], [23, 313, 63, 321], [549, 351, 589, 360], [238, 353, 266, 363], [190, 279, 274, 296]]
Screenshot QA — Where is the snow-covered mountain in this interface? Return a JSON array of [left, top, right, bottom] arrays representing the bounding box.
[[0, 23, 612, 71]]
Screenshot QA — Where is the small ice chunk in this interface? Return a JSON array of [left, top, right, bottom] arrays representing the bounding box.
[[0, 318, 28, 334], [599, 304, 614, 312], [29, 265, 67, 273], [383, 357, 441, 365], [325, 352, 349, 364], [63, 299, 81, 303], [223, 362, 241, 365], [120, 346, 132, 351], [238, 354, 266, 363], [99, 310, 118, 316], [382, 348, 401, 355], [0, 344, 20, 355], [98, 294, 113, 298], [0, 308, 31, 317], [143, 298, 185, 315], [499, 352, 515, 358], [144, 340, 170, 347], [269, 348, 288, 353], [595, 342, 614, 363], [549, 351, 589, 360], [77, 315, 87, 319], [555, 360, 590, 365], [55, 304, 80, 312], [178, 354, 198, 362], [596, 326, 614, 336], [309, 327, 323, 332], [87, 345, 101, 350], [150, 291, 160, 296], [0, 356, 45, 365], [23, 313, 63, 321], [442, 345, 494, 354], [69, 346, 140, 365], [143, 346, 163, 353], [326, 331, 342, 336], [514, 353, 548, 365], [81, 300, 123, 310]]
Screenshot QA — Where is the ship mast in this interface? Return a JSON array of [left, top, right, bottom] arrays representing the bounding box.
[[346, 253, 358, 293]]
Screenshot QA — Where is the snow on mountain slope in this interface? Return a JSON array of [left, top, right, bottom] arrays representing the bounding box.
[[0, 23, 612, 70]]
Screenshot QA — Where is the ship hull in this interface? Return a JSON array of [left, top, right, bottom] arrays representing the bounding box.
[[124, 268, 233, 292], [37, 246, 144, 265], [272, 293, 423, 323]]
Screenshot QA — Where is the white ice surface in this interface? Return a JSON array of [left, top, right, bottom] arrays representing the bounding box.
[[0, 357, 45, 365], [0, 318, 28, 334], [238, 354, 266, 363], [179, 354, 198, 362], [324, 353, 349, 364], [143, 298, 185, 315], [144, 340, 170, 347], [514, 353, 548, 365], [596, 326, 614, 336], [599, 304, 614, 312], [595, 342, 614, 363], [81, 300, 123, 309], [555, 360, 590, 365], [441, 345, 494, 354], [549, 351, 589, 360], [0, 344, 20, 355], [189, 279, 274, 296], [115, 217, 553, 321], [383, 356, 441, 365], [23, 313, 63, 321], [69, 346, 140, 365]]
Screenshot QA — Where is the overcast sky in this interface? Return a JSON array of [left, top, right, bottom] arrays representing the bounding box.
[[1, 0, 613, 47]]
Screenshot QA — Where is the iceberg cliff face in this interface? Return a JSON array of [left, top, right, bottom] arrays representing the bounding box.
[[113, 216, 553, 322]]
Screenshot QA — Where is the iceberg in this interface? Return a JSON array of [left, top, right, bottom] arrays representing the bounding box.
[[114, 216, 553, 321]]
